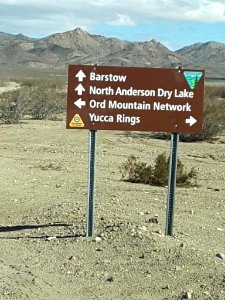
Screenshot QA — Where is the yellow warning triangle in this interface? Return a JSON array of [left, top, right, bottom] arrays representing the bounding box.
[[69, 113, 84, 128]]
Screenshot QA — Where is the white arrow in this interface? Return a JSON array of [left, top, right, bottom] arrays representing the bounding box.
[[75, 83, 85, 95], [74, 98, 86, 109], [185, 116, 197, 126], [75, 70, 86, 82]]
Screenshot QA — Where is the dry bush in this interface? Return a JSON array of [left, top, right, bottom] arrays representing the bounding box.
[[153, 85, 225, 142], [119, 155, 153, 184], [119, 153, 197, 187], [0, 88, 29, 124], [0, 84, 66, 123], [20, 77, 66, 90], [205, 85, 225, 99], [179, 85, 225, 141], [26, 87, 66, 120]]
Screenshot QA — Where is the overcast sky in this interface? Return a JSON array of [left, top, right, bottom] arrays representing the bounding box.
[[0, 0, 225, 50]]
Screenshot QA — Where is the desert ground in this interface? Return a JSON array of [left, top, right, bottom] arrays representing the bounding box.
[[0, 81, 224, 300]]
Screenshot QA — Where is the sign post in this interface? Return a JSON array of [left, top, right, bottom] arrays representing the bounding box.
[[86, 130, 97, 237], [67, 65, 205, 237], [165, 133, 179, 236]]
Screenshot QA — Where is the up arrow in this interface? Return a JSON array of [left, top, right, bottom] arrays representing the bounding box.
[[185, 116, 197, 126], [75, 70, 86, 82], [74, 98, 86, 109], [75, 83, 85, 95]]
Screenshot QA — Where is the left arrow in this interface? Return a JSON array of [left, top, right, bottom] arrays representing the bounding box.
[[74, 98, 86, 109], [185, 116, 197, 126], [75, 84, 85, 95], [75, 70, 86, 82]]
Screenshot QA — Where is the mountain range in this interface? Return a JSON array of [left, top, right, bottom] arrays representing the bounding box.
[[0, 28, 224, 78]]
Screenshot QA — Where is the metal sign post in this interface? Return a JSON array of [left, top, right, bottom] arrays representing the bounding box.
[[66, 64, 205, 237], [165, 133, 179, 236], [86, 130, 97, 237]]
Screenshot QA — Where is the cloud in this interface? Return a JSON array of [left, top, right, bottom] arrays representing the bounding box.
[[182, 1, 225, 23], [108, 14, 136, 26], [0, 0, 225, 37]]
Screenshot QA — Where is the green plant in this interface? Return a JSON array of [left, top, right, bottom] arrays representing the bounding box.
[[119, 155, 153, 184], [152, 152, 168, 186], [119, 152, 197, 187]]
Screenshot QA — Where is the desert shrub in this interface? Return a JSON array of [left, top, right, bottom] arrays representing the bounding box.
[[119, 152, 197, 187], [119, 155, 153, 184], [205, 85, 225, 99], [0, 85, 66, 123], [152, 152, 168, 186], [20, 79, 34, 87], [0, 80, 7, 86], [0, 88, 29, 124], [20, 77, 66, 90], [26, 87, 65, 120], [180, 85, 225, 141], [152, 85, 225, 142]]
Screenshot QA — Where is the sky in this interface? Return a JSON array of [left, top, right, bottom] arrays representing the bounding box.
[[0, 0, 225, 50]]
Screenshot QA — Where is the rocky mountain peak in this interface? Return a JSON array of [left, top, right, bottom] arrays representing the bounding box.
[[0, 28, 224, 78], [72, 27, 88, 35]]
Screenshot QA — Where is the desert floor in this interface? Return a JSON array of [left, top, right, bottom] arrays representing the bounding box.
[[0, 117, 224, 300]]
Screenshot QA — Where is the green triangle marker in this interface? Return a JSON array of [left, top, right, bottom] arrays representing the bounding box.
[[183, 71, 203, 89]]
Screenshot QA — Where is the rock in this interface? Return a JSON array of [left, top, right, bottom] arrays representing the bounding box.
[[140, 225, 147, 231], [180, 243, 185, 249], [68, 256, 75, 260], [216, 253, 225, 260], [154, 230, 162, 235], [176, 266, 182, 271], [203, 291, 211, 297], [96, 248, 103, 252], [148, 217, 158, 224], [145, 270, 151, 276], [162, 285, 170, 290], [46, 236, 57, 241], [182, 291, 192, 299], [106, 275, 114, 282], [216, 227, 224, 231]]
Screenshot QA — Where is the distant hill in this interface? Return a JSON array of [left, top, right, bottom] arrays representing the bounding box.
[[0, 28, 224, 78], [176, 41, 225, 78]]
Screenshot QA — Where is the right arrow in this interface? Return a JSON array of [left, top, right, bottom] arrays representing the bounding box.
[[185, 116, 197, 126], [75, 84, 85, 95]]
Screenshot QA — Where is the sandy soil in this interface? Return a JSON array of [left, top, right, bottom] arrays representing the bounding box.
[[0, 120, 224, 300], [0, 82, 20, 94]]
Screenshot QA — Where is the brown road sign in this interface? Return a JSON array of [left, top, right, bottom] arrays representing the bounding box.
[[66, 65, 205, 133]]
